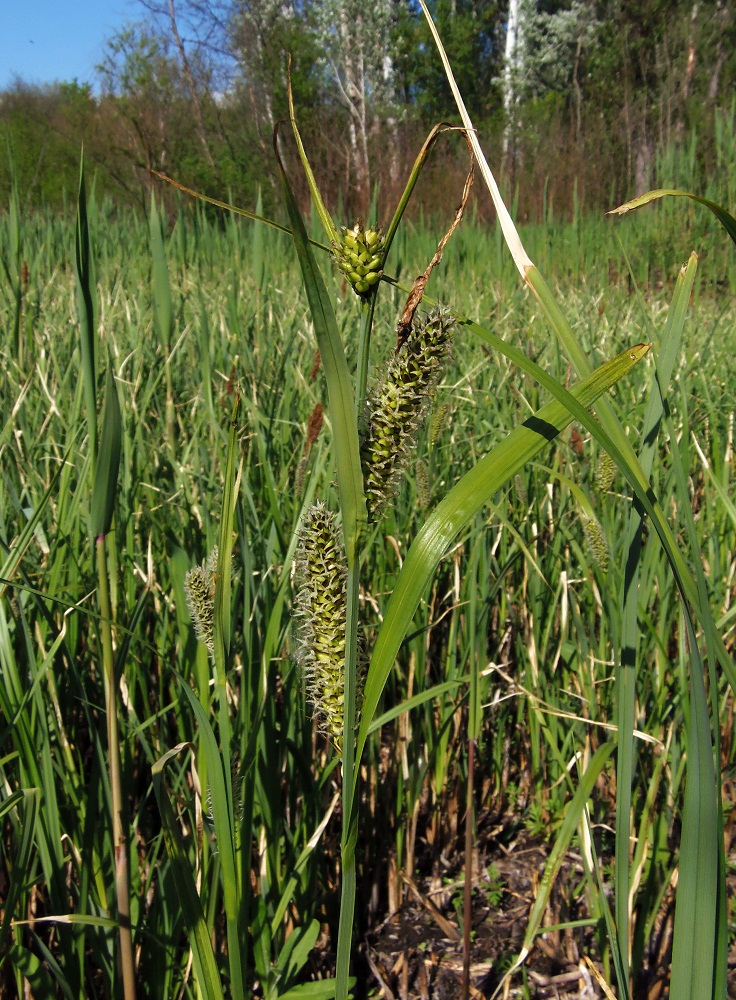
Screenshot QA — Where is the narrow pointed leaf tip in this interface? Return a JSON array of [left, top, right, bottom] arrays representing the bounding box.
[[418, 0, 533, 277], [609, 189, 736, 247]]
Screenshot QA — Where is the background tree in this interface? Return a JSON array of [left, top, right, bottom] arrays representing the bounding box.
[[1, 0, 734, 217]]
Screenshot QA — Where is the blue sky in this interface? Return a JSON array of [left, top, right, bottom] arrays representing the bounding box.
[[0, 0, 134, 91]]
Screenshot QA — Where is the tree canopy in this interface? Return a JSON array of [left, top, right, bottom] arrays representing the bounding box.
[[1, 0, 734, 219]]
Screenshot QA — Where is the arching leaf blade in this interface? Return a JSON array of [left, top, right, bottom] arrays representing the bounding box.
[[609, 189, 736, 247], [464, 284, 736, 697], [355, 343, 650, 776]]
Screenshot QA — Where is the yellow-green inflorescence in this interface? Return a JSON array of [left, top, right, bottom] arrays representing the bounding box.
[[294, 502, 363, 747], [361, 307, 455, 521], [580, 512, 609, 573], [335, 221, 385, 296], [184, 546, 218, 655], [594, 450, 616, 494]]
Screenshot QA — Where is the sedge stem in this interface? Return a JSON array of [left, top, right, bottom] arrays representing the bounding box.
[[96, 535, 136, 1000]]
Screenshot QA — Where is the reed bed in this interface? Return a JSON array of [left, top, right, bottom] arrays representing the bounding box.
[[1, 124, 735, 1000]]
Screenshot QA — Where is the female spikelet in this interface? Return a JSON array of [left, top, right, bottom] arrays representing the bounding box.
[[361, 306, 455, 520], [294, 503, 363, 747]]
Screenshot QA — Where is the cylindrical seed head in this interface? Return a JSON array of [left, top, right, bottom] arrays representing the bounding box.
[[294, 503, 364, 747], [184, 547, 218, 655], [361, 307, 455, 521], [594, 451, 616, 494], [581, 513, 608, 573]]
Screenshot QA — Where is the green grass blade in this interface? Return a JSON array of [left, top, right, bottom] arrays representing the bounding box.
[[491, 743, 615, 993], [695, 444, 736, 526], [583, 806, 628, 1000], [150, 193, 173, 349], [180, 682, 244, 1000], [280, 982, 347, 1000], [252, 186, 266, 297], [525, 744, 615, 953], [270, 794, 339, 933], [367, 678, 468, 733], [3, 159, 22, 362], [20, 933, 74, 1000], [5, 943, 57, 998], [151, 744, 225, 1000], [151, 170, 311, 242], [74, 154, 97, 461], [0, 450, 69, 600], [383, 124, 450, 257], [213, 396, 240, 683], [277, 918, 320, 988], [287, 85, 338, 246], [670, 614, 720, 1000], [90, 365, 121, 540], [0, 788, 40, 956], [614, 253, 697, 991], [657, 328, 727, 996]]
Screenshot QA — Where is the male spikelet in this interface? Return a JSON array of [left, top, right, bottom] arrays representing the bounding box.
[[184, 547, 218, 654], [334, 221, 385, 296], [361, 307, 455, 520], [294, 503, 363, 747]]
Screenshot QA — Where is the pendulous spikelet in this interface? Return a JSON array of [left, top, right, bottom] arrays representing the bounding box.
[[184, 546, 218, 654], [514, 473, 528, 507], [361, 307, 455, 520], [294, 503, 363, 747], [430, 402, 449, 447], [580, 513, 609, 573], [415, 458, 431, 508], [334, 221, 385, 296], [594, 450, 616, 494]]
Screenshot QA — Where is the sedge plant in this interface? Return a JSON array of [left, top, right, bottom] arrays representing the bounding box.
[[276, 71, 652, 1000], [3, 21, 736, 1000], [271, 9, 736, 996], [152, 104, 651, 997]]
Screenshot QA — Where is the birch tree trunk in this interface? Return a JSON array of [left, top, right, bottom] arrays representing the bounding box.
[[337, 6, 371, 213], [502, 0, 524, 172]]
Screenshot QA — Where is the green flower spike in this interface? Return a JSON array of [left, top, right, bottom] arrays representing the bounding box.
[[295, 503, 363, 747], [335, 221, 386, 296], [361, 307, 455, 521], [581, 513, 609, 573], [184, 546, 218, 654], [594, 450, 616, 494]]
